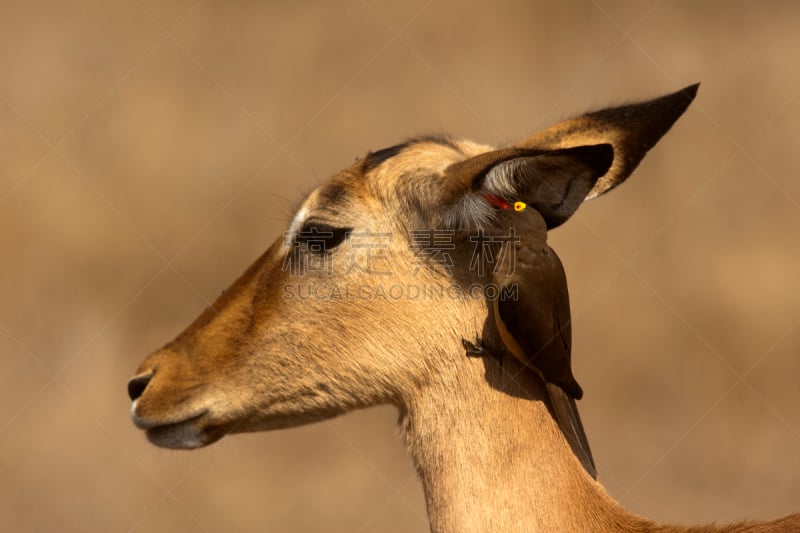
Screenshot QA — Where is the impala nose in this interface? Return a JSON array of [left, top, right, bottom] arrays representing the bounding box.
[[128, 372, 153, 401]]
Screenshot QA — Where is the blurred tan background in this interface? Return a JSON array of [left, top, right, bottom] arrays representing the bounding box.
[[2, 1, 799, 531]]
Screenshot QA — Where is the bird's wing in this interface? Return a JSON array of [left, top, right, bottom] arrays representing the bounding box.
[[495, 245, 582, 398], [495, 242, 596, 478]]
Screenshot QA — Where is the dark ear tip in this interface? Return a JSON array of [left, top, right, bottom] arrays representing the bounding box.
[[662, 83, 700, 116], [683, 82, 701, 99]]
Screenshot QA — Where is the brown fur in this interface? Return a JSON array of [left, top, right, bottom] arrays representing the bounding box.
[[128, 85, 799, 532]]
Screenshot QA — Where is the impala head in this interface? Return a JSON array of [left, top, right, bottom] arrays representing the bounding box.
[[129, 85, 698, 449]]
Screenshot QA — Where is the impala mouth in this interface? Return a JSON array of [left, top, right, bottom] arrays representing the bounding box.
[[131, 402, 223, 449]]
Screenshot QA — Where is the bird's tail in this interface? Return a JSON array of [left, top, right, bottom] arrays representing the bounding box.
[[545, 382, 597, 479]]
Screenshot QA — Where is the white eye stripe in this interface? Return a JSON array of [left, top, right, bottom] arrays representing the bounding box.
[[287, 205, 308, 243]]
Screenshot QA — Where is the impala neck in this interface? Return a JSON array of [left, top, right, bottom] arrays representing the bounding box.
[[401, 350, 653, 533]]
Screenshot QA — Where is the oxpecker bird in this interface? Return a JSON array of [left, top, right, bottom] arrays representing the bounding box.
[[464, 194, 596, 479]]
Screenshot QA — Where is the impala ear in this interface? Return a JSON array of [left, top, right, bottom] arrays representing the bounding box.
[[437, 84, 698, 231], [519, 83, 699, 199]]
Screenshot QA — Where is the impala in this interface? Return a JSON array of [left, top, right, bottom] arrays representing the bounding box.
[[129, 84, 799, 532]]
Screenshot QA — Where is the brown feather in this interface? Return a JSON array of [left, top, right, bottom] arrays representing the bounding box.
[[492, 209, 595, 476]]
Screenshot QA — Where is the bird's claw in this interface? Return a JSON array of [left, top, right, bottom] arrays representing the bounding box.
[[462, 336, 485, 356], [462, 336, 503, 362]]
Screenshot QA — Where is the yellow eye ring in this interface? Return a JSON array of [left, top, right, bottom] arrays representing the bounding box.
[[513, 201, 527, 212]]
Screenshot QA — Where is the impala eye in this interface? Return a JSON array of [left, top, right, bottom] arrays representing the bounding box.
[[295, 223, 351, 254]]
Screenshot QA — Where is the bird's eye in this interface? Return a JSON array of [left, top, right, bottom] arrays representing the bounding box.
[[295, 223, 351, 254]]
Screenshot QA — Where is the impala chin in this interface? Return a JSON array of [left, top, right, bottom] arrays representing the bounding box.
[[130, 400, 227, 449], [146, 419, 212, 449]]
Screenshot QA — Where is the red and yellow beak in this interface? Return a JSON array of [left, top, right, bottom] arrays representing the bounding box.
[[482, 193, 527, 212]]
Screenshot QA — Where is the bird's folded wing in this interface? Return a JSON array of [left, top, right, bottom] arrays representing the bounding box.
[[546, 382, 597, 479]]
